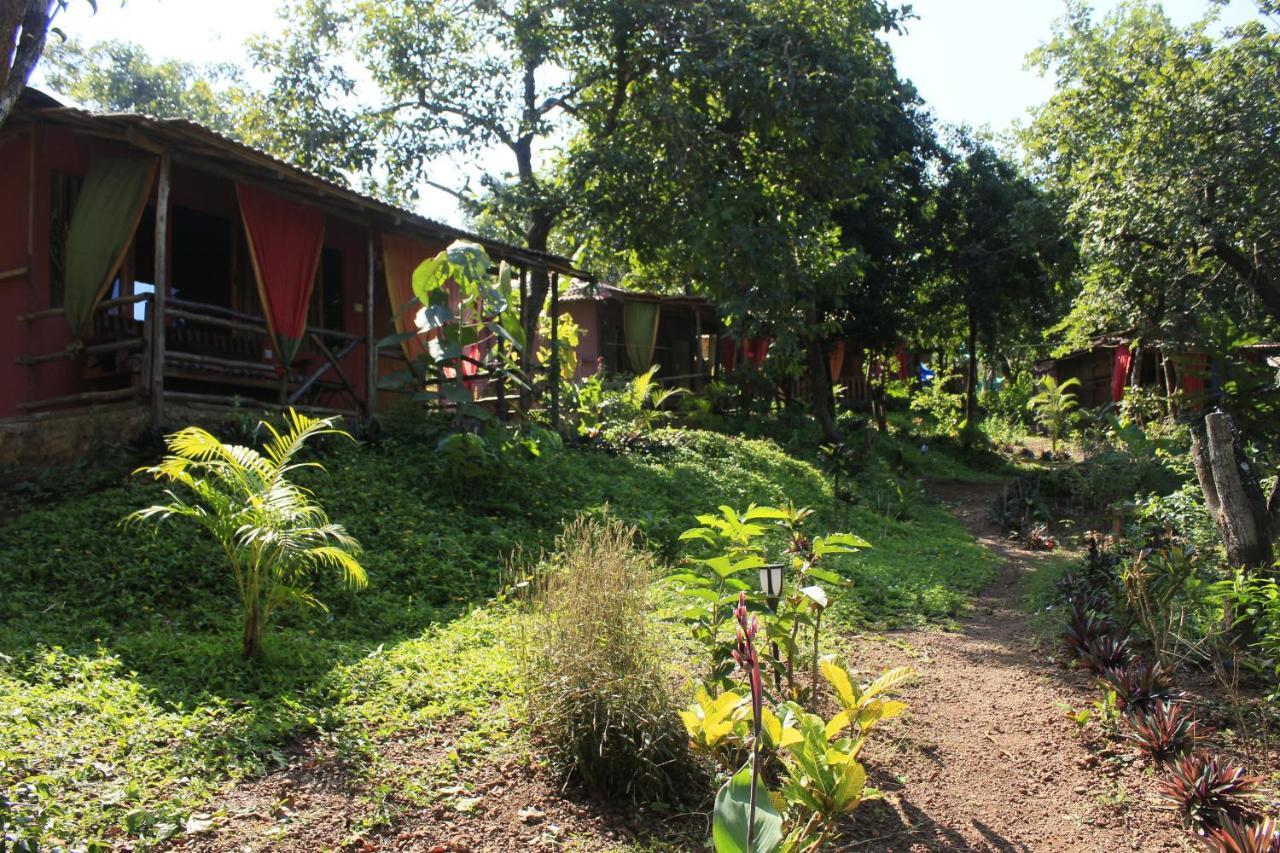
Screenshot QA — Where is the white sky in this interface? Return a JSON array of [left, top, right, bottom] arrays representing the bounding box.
[[38, 0, 1267, 225]]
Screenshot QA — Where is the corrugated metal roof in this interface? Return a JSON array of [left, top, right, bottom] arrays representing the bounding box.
[[13, 88, 591, 279]]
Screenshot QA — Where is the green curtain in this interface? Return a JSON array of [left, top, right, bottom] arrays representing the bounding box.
[[623, 299, 660, 373], [63, 156, 157, 337]]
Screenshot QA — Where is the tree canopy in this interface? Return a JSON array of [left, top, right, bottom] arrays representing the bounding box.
[[1025, 0, 1280, 352]]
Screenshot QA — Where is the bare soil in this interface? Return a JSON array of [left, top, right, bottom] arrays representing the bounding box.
[[841, 479, 1191, 852]]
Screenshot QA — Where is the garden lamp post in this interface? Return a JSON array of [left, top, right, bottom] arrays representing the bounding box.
[[759, 562, 784, 611], [759, 562, 785, 691]]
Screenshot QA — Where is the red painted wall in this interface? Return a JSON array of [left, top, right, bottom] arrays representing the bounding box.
[[0, 130, 32, 417], [564, 301, 601, 379]]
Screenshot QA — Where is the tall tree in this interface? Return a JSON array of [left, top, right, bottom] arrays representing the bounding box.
[[41, 38, 248, 133], [254, 0, 672, 390], [1025, 1, 1280, 346], [0, 0, 77, 128], [931, 132, 1068, 432], [566, 0, 929, 440]]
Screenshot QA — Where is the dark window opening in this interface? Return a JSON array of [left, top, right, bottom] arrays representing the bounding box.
[[310, 247, 345, 334], [171, 206, 232, 308]]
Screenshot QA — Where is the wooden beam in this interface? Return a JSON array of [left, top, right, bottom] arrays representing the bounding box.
[[18, 294, 147, 322], [16, 337, 143, 366], [19, 386, 139, 411], [164, 389, 355, 419], [550, 271, 560, 431], [303, 332, 363, 410], [0, 266, 28, 282], [150, 151, 171, 428], [365, 230, 376, 417], [290, 338, 360, 404]]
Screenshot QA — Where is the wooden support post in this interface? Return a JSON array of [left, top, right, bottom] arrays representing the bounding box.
[[518, 266, 529, 411], [549, 271, 560, 431], [365, 231, 376, 418], [150, 151, 171, 428]]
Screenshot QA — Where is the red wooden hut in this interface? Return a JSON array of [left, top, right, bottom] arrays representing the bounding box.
[[0, 89, 583, 462]]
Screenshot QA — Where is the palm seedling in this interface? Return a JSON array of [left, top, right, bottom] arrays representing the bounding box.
[[1026, 374, 1080, 455], [127, 409, 366, 658]]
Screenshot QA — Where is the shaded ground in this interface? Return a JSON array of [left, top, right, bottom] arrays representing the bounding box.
[[843, 479, 1189, 852], [168, 478, 1208, 852]]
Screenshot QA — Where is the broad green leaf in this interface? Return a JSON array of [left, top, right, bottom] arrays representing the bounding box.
[[713, 762, 784, 853]]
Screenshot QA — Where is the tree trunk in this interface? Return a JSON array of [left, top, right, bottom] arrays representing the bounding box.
[[869, 353, 888, 432], [964, 307, 978, 439], [1199, 412, 1275, 572], [807, 338, 840, 443], [0, 0, 57, 131], [242, 601, 262, 658], [518, 210, 554, 409], [1211, 240, 1280, 330]]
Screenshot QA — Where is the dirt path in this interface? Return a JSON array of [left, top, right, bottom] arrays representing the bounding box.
[[845, 480, 1189, 852]]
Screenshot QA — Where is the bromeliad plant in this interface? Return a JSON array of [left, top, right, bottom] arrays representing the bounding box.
[[126, 409, 366, 658], [670, 502, 867, 699], [1158, 751, 1262, 833], [1124, 701, 1206, 764]]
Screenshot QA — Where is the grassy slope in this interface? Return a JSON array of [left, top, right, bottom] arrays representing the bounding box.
[[0, 425, 997, 848]]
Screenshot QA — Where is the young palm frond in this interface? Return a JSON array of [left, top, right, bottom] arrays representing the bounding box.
[[126, 409, 364, 658], [1027, 375, 1080, 453]]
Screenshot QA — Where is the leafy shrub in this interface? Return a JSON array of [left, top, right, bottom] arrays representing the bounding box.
[[908, 373, 966, 438], [515, 514, 690, 802], [672, 501, 866, 696], [685, 650, 913, 851], [1204, 817, 1280, 853], [1124, 701, 1206, 764], [1158, 752, 1262, 832], [126, 409, 366, 658], [982, 372, 1037, 431], [1120, 545, 1204, 668]]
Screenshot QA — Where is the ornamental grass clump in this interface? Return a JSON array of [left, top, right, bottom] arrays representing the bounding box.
[[516, 514, 690, 802]]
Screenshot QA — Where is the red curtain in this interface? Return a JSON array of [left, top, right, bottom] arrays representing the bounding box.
[[828, 340, 846, 381], [1111, 344, 1132, 403], [236, 184, 326, 366], [719, 337, 739, 372], [381, 233, 445, 360], [1181, 352, 1208, 397], [744, 337, 771, 366]]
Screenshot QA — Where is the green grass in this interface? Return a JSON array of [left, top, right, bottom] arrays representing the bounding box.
[[0, 421, 997, 849]]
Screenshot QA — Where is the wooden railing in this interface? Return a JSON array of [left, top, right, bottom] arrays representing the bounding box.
[[15, 293, 369, 418]]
